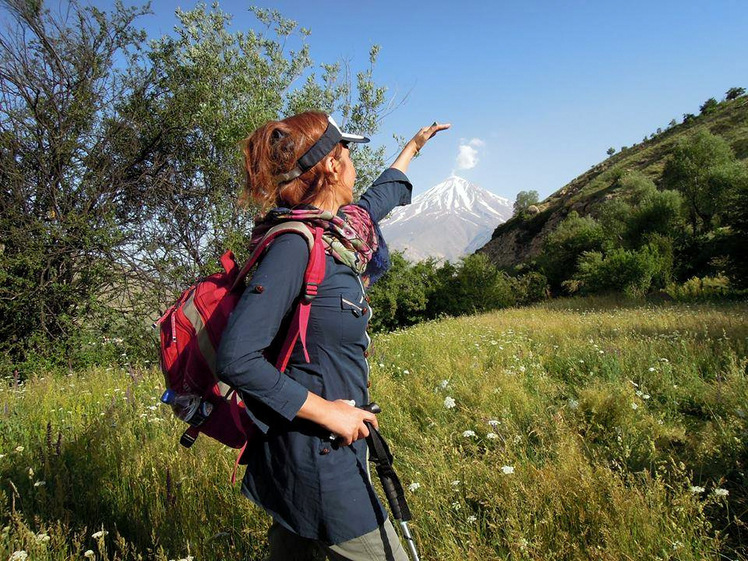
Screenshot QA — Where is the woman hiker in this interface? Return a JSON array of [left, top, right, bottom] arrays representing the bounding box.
[[217, 111, 449, 560]]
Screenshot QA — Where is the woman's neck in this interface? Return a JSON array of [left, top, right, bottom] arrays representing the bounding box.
[[310, 191, 341, 215]]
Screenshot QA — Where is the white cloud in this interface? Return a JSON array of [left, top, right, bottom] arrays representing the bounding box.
[[455, 137, 485, 170], [456, 145, 479, 170]]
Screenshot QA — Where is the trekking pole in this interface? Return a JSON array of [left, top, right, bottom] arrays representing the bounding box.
[[361, 403, 421, 561]]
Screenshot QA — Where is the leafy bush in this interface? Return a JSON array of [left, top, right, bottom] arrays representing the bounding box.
[[665, 276, 731, 301], [432, 253, 516, 316], [367, 253, 440, 332], [573, 245, 669, 297], [541, 211, 606, 291]]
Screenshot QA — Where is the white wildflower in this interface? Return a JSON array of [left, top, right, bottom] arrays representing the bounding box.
[[501, 465, 515, 475], [713, 488, 729, 497], [636, 390, 643, 397], [462, 430, 476, 438], [567, 399, 579, 409], [34, 480, 46, 487], [27, 467, 34, 478], [671, 541, 683, 550], [408, 482, 421, 492], [512, 435, 522, 444], [92, 530, 108, 539], [84, 551, 95, 559], [660, 358, 669, 363], [451, 501, 461, 511], [486, 433, 499, 440], [648, 367, 656, 372], [35, 532, 50, 543], [378, 363, 385, 368], [443, 396, 456, 409], [643, 394, 650, 400], [631, 402, 639, 410], [689, 486, 705, 494], [519, 365, 526, 373], [15, 446, 24, 452], [451, 480, 460, 487], [10, 551, 28, 561], [0, 454, 4, 459], [440, 379, 449, 389], [467, 515, 477, 523], [402, 370, 409, 375]]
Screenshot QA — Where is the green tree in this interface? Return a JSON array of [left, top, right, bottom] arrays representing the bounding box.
[[606, 147, 615, 156], [699, 98, 719, 115], [725, 86, 745, 101], [573, 244, 667, 297], [114, 4, 390, 301], [431, 253, 514, 316], [540, 211, 605, 292], [722, 166, 748, 287], [0, 0, 150, 367], [366, 253, 440, 332], [513, 189, 539, 216], [0, 1, 394, 369], [662, 129, 742, 235]]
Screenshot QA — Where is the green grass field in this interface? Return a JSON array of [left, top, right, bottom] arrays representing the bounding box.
[[1, 299, 746, 560]]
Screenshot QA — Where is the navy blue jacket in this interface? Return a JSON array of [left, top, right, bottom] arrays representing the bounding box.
[[216, 168, 412, 544]]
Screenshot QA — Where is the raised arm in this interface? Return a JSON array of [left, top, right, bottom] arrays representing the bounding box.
[[390, 121, 451, 174], [357, 122, 451, 222]]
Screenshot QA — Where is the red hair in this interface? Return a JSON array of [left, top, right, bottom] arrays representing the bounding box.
[[241, 111, 343, 210]]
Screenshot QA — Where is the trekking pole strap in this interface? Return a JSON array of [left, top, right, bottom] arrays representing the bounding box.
[[365, 423, 412, 522]]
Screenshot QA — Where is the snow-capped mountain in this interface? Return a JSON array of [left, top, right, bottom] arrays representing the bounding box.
[[379, 175, 512, 262]]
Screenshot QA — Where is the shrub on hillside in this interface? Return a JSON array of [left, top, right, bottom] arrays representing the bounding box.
[[511, 271, 550, 304], [725, 86, 745, 100], [572, 245, 668, 297], [541, 211, 606, 291]]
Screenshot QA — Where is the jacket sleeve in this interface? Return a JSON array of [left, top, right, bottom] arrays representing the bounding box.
[[357, 168, 413, 222], [216, 234, 310, 429]]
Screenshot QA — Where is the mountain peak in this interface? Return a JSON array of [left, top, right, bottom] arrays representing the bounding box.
[[379, 176, 512, 262]]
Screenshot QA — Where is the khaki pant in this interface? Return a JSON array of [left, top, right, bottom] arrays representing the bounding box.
[[265, 519, 409, 561]]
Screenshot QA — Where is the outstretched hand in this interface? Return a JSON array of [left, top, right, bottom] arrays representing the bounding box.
[[410, 122, 452, 152], [391, 121, 451, 173]]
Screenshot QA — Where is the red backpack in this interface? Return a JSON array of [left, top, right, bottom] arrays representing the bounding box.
[[153, 222, 326, 482]]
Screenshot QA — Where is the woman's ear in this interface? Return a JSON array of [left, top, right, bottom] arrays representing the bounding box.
[[324, 155, 340, 180]]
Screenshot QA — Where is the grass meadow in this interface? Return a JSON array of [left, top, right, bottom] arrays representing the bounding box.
[[1, 298, 746, 560]]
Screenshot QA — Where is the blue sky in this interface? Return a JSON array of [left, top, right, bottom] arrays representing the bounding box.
[[129, 0, 747, 200]]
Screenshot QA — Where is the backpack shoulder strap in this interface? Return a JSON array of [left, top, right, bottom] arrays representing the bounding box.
[[232, 221, 316, 290], [230, 221, 327, 372]]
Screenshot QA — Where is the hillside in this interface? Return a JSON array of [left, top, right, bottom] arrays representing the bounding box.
[[479, 96, 748, 268]]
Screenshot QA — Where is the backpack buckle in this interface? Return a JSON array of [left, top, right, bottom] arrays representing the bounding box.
[[302, 281, 319, 303], [180, 428, 198, 448]]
